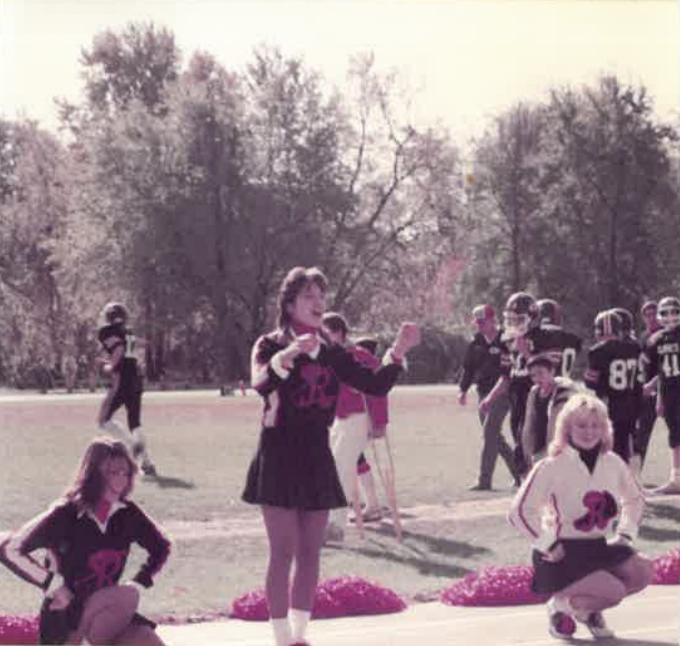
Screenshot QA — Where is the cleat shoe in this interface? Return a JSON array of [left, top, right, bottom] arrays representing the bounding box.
[[651, 479, 680, 495], [141, 461, 157, 477], [132, 442, 144, 459], [579, 611, 614, 639], [468, 483, 492, 491]]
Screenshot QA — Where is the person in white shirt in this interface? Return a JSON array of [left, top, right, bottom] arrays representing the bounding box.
[[508, 393, 653, 640]]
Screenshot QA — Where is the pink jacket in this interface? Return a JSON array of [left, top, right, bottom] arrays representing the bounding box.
[[334, 345, 389, 429]]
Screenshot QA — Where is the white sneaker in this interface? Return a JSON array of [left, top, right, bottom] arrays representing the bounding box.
[[651, 479, 680, 495], [547, 597, 576, 640], [577, 611, 614, 639]]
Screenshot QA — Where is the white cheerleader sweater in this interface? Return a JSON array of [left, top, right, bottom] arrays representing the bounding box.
[[508, 446, 645, 553]]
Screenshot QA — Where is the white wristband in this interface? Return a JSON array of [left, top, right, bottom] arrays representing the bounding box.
[[270, 352, 292, 379]]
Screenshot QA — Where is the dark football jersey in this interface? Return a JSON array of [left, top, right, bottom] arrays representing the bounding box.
[[97, 323, 140, 381], [585, 338, 642, 418], [533, 325, 583, 377], [645, 327, 680, 397], [500, 326, 582, 384]]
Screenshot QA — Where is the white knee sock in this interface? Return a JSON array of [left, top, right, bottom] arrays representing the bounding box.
[[270, 617, 292, 646], [99, 419, 134, 449], [289, 608, 311, 641], [131, 426, 151, 462]]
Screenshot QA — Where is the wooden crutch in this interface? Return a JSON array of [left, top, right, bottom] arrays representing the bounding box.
[[351, 471, 365, 539], [370, 434, 403, 542]]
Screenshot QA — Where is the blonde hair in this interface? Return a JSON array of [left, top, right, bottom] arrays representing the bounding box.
[[548, 392, 613, 457]]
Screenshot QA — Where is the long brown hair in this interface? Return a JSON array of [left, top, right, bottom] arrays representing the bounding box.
[[64, 437, 138, 510], [276, 266, 328, 329]]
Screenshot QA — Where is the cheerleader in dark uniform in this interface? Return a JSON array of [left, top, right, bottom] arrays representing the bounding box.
[[508, 393, 653, 640], [242, 266, 420, 646], [0, 437, 171, 645]]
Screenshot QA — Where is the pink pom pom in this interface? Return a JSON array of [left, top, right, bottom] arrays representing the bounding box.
[[652, 549, 680, 585], [231, 576, 406, 621], [311, 576, 406, 619], [441, 566, 549, 607], [230, 588, 270, 621], [0, 615, 39, 645]]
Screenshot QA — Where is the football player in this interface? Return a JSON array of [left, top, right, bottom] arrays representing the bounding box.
[[634, 301, 662, 470], [644, 296, 680, 494], [536, 298, 583, 378], [584, 310, 643, 466], [97, 302, 157, 476], [611, 307, 636, 341]]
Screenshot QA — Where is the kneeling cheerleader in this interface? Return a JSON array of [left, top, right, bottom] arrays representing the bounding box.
[[508, 393, 653, 639]]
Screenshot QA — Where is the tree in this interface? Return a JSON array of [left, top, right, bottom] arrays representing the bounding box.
[[539, 76, 678, 321], [79, 22, 180, 114], [0, 120, 68, 383]]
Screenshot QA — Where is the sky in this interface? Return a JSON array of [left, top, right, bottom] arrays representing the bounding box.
[[1, 0, 679, 141]]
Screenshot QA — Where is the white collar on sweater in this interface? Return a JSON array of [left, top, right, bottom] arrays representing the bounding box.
[[78, 500, 127, 533]]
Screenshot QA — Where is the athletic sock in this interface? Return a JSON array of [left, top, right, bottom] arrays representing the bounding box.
[[289, 608, 311, 641], [270, 617, 293, 646]]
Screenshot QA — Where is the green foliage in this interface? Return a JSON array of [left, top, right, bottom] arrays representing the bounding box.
[[1, 22, 678, 385]]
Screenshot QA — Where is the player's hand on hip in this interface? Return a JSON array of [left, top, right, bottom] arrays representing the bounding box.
[[542, 542, 565, 563], [48, 585, 74, 611]]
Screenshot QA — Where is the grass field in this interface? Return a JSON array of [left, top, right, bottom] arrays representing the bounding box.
[[1, 386, 678, 620]]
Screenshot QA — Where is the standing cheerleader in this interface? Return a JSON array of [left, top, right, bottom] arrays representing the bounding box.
[[0, 437, 171, 645], [242, 267, 419, 646], [508, 393, 653, 639]]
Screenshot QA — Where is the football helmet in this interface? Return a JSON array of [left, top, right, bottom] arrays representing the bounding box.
[[594, 310, 622, 340], [102, 302, 128, 326], [610, 307, 635, 339], [503, 292, 538, 338], [657, 296, 680, 330], [537, 298, 562, 327]]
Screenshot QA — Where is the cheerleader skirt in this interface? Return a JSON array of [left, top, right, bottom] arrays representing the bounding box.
[[242, 425, 347, 510], [39, 595, 156, 645], [531, 537, 635, 594]]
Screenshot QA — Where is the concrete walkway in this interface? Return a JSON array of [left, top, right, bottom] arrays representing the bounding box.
[[158, 586, 678, 645]]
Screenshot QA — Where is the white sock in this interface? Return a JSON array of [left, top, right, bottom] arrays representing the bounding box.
[[671, 468, 680, 482], [131, 427, 151, 462], [270, 617, 292, 646], [549, 595, 574, 615], [289, 608, 311, 641], [99, 419, 134, 449]]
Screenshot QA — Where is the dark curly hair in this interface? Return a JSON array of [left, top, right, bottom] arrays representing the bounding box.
[[276, 266, 328, 329]]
